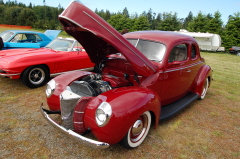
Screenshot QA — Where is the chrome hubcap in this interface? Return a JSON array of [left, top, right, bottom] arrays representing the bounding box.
[[130, 115, 148, 142], [29, 68, 45, 84], [132, 120, 143, 136]]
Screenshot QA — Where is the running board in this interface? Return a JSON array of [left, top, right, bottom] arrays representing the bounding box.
[[160, 92, 199, 121]]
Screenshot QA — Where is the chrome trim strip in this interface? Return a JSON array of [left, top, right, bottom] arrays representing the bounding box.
[[75, 111, 84, 113], [50, 67, 94, 77], [0, 73, 21, 76], [74, 122, 83, 124], [165, 61, 203, 73], [40, 104, 110, 149]]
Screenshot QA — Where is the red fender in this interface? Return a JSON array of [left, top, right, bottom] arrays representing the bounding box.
[[84, 86, 161, 145], [47, 70, 92, 111], [191, 65, 212, 97]]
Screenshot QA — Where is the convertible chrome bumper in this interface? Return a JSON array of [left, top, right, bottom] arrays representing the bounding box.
[[40, 104, 110, 149]]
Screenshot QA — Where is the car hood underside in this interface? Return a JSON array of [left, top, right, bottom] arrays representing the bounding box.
[[58, 0, 156, 77]]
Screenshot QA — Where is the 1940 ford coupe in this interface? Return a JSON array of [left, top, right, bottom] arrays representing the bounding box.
[[41, 0, 212, 149]]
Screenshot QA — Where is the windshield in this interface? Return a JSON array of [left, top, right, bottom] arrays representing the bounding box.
[[0, 31, 14, 42], [46, 38, 74, 51], [127, 39, 166, 62]]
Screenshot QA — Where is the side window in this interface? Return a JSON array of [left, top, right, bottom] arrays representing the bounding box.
[[191, 45, 197, 58], [10, 34, 23, 42], [35, 34, 42, 41], [168, 44, 187, 62]]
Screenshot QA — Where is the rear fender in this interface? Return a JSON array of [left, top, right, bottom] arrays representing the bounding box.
[[84, 86, 161, 145], [191, 65, 212, 96]]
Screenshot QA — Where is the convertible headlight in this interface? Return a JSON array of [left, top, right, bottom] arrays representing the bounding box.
[[46, 79, 56, 98], [95, 102, 112, 127]]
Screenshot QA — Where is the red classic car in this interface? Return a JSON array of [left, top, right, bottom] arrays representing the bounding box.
[[41, 1, 212, 149], [0, 37, 94, 88]]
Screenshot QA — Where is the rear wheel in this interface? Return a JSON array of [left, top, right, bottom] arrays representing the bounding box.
[[120, 111, 151, 149], [21, 65, 49, 88], [199, 78, 209, 100]]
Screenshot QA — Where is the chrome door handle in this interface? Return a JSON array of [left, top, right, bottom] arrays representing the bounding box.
[[187, 69, 191, 72]]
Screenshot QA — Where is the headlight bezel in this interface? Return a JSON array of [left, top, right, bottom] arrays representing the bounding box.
[[95, 102, 112, 127], [46, 79, 56, 98]]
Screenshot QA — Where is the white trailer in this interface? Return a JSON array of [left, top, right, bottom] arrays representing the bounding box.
[[175, 29, 224, 52]]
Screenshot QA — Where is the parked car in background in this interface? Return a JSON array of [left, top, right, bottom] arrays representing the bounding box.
[[0, 37, 94, 88], [229, 46, 240, 56], [41, 1, 212, 149], [0, 30, 61, 50]]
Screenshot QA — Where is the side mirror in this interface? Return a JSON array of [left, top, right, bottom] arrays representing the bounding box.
[[73, 48, 82, 52]]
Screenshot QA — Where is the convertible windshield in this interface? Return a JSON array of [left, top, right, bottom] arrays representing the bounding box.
[[46, 38, 74, 51], [127, 39, 166, 62], [0, 31, 14, 42]]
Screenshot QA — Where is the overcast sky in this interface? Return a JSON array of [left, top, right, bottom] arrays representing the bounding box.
[[17, 0, 240, 25]]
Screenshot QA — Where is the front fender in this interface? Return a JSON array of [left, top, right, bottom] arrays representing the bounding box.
[[47, 70, 92, 111], [191, 65, 212, 96], [84, 86, 161, 145]]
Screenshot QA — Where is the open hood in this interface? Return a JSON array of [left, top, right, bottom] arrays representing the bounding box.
[[58, 0, 156, 77], [44, 30, 62, 40]]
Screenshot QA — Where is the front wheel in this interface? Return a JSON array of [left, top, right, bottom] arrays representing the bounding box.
[[237, 51, 240, 56], [21, 65, 49, 88], [120, 111, 151, 149], [199, 78, 209, 100]]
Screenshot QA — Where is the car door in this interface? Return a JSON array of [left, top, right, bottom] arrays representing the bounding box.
[[68, 42, 94, 71], [6, 33, 41, 48], [160, 43, 192, 105]]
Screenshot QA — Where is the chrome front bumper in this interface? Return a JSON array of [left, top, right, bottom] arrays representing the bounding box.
[[40, 104, 110, 149]]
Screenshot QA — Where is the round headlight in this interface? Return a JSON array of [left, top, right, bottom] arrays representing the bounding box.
[[95, 102, 112, 127], [46, 79, 56, 98]]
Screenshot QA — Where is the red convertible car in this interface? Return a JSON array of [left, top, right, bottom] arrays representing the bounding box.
[[41, 1, 212, 149], [0, 37, 94, 88]]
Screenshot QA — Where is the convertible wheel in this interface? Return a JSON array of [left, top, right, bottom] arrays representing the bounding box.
[[120, 111, 151, 149], [237, 52, 240, 56], [199, 78, 209, 100], [21, 65, 49, 88]]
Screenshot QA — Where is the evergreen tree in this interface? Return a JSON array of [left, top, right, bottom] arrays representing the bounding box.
[[133, 15, 150, 31], [206, 11, 223, 34], [122, 7, 129, 18], [222, 12, 240, 49], [187, 12, 208, 32], [157, 12, 180, 31], [183, 11, 193, 29], [107, 13, 133, 32]]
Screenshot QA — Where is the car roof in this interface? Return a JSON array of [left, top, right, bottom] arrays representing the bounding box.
[[123, 31, 196, 46]]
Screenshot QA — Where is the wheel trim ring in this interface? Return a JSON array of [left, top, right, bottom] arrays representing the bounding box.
[[29, 68, 45, 84], [201, 79, 208, 98]]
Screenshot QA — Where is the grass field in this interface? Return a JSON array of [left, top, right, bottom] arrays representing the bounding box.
[[0, 27, 239, 158]]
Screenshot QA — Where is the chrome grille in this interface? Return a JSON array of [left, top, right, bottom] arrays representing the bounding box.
[[60, 89, 82, 130]]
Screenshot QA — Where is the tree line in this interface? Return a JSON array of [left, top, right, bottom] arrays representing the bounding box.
[[0, 0, 239, 49], [0, 0, 64, 30]]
